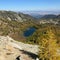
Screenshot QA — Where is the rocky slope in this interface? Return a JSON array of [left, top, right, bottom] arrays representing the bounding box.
[[0, 11, 35, 22], [0, 10, 37, 41], [38, 14, 60, 24], [0, 36, 39, 60]]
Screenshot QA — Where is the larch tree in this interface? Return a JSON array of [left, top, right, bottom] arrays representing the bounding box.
[[38, 28, 60, 60]]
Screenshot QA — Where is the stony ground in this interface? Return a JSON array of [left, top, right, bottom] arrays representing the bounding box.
[[0, 36, 39, 60]]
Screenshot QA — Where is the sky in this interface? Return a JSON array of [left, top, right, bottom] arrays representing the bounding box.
[[0, 0, 60, 11]]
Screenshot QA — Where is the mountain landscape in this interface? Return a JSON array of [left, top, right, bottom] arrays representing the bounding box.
[[0, 10, 60, 60], [0, 0, 60, 60], [0, 11, 37, 41]]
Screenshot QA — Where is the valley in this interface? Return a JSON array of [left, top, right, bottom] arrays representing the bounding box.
[[0, 10, 60, 60]]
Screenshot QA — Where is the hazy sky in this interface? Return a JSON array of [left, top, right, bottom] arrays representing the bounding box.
[[0, 0, 60, 11]]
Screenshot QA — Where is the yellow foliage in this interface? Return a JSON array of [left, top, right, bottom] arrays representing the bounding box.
[[38, 28, 60, 60]]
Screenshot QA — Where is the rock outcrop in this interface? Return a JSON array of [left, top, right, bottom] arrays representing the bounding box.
[[0, 36, 39, 60]]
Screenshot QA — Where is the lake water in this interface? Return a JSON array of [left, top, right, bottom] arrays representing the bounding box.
[[24, 27, 36, 37]]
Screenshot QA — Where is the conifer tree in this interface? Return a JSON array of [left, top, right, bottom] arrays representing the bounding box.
[[38, 28, 60, 60]]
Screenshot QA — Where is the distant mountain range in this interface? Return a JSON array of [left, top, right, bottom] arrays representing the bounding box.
[[22, 11, 60, 24], [22, 11, 60, 18]]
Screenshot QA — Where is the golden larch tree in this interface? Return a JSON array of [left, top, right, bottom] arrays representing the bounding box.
[[38, 28, 60, 60]]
